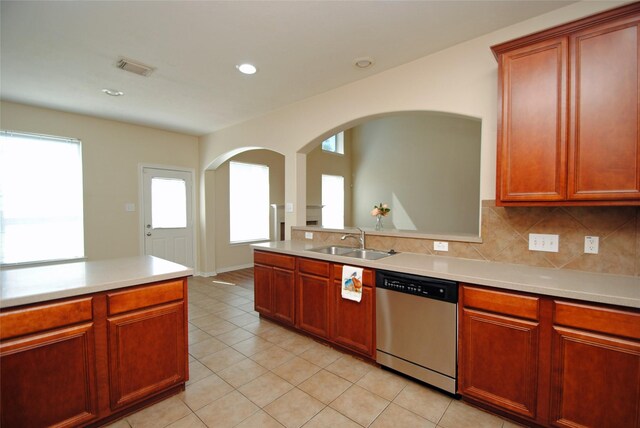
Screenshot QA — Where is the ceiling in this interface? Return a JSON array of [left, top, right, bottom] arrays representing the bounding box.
[[1, 1, 576, 137]]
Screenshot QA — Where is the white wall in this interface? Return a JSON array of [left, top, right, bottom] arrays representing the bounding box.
[[199, 1, 626, 268], [1, 101, 200, 263]]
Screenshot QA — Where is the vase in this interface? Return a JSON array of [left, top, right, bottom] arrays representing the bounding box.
[[375, 214, 383, 231]]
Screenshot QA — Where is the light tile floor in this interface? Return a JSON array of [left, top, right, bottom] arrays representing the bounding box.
[[106, 275, 523, 428]]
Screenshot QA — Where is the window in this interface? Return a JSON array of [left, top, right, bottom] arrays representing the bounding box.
[[229, 161, 270, 243], [321, 132, 344, 154], [151, 177, 187, 228], [321, 174, 344, 229], [0, 131, 85, 265]]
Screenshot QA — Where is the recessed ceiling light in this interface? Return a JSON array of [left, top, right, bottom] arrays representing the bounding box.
[[353, 57, 374, 69], [236, 63, 257, 75], [102, 88, 124, 97]]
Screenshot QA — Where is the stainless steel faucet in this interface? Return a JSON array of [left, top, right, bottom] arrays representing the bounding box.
[[341, 227, 365, 250]]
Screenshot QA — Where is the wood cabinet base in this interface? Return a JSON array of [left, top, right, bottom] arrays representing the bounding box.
[[0, 278, 189, 428]]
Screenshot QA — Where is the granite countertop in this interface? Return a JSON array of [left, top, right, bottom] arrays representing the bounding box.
[[253, 241, 640, 309], [1, 256, 194, 309]]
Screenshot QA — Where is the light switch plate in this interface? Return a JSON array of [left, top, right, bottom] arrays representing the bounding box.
[[528, 233, 559, 252], [285, 203, 294, 213], [305, 232, 313, 239], [125, 203, 135, 212], [434, 241, 449, 251]]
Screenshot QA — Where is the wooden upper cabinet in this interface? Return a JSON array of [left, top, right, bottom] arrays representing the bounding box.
[[568, 18, 640, 200], [493, 3, 640, 206], [497, 37, 568, 202]]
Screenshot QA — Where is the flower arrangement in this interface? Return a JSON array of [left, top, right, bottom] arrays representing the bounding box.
[[371, 202, 390, 217]]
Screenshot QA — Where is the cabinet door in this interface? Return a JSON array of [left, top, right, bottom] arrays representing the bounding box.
[[297, 273, 330, 338], [272, 267, 295, 326], [497, 37, 568, 203], [107, 302, 186, 410], [331, 281, 374, 357], [0, 324, 99, 427], [569, 19, 640, 200], [550, 327, 640, 427], [459, 308, 540, 419], [254, 264, 273, 316]]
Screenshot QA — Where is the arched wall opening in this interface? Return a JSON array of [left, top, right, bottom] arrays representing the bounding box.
[[299, 110, 482, 237], [200, 147, 285, 275]]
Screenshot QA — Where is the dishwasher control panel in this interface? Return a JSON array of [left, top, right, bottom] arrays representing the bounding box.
[[376, 270, 458, 303]]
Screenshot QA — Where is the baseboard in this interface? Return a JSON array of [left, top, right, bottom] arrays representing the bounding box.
[[196, 271, 217, 277], [195, 264, 253, 277], [216, 263, 254, 273]]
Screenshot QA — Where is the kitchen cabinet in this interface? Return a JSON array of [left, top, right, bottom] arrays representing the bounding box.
[[492, 3, 640, 206], [297, 258, 332, 338], [459, 284, 640, 428], [0, 298, 99, 427], [330, 265, 375, 358], [254, 251, 296, 326], [106, 280, 187, 410], [549, 301, 640, 428], [459, 285, 546, 420], [253, 250, 376, 360], [0, 277, 189, 427]]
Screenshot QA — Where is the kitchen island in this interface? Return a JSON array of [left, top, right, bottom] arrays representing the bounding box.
[[0, 256, 192, 427]]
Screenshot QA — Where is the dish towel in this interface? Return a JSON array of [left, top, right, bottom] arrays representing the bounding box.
[[342, 265, 363, 302]]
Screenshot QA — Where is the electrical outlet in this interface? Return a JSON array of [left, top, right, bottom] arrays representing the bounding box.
[[434, 241, 449, 251], [528, 233, 559, 252], [305, 232, 313, 240], [584, 236, 599, 254], [285, 203, 294, 213]]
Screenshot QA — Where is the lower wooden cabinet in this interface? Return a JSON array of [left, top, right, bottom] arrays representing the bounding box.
[[459, 284, 640, 428], [0, 297, 98, 427], [253, 251, 376, 360], [297, 258, 331, 338], [459, 286, 542, 419], [330, 264, 375, 357], [1, 322, 99, 427], [254, 251, 296, 326], [107, 302, 186, 409], [0, 278, 189, 427], [549, 302, 640, 428]]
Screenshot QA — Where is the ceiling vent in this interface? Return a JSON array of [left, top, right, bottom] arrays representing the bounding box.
[[116, 57, 155, 77]]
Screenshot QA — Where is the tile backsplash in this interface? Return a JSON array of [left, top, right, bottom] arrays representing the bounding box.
[[292, 200, 640, 277]]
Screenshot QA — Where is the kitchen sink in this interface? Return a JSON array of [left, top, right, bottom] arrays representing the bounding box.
[[307, 246, 395, 260], [308, 245, 357, 255], [344, 248, 394, 260]]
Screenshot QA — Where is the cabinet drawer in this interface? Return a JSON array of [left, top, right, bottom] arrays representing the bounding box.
[[298, 258, 331, 277], [0, 297, 93, 341], [333, 265, 374, 287], [554, 301, 640, 340], [462, 285, 539, 321], [254, 251, 295, 270], [107, 279, 185, 316]]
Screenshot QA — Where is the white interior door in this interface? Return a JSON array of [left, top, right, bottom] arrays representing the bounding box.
[[142, 167, 194, 267]]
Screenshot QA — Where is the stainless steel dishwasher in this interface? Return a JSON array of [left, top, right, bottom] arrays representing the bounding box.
[[376, 270, 458, 394]]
